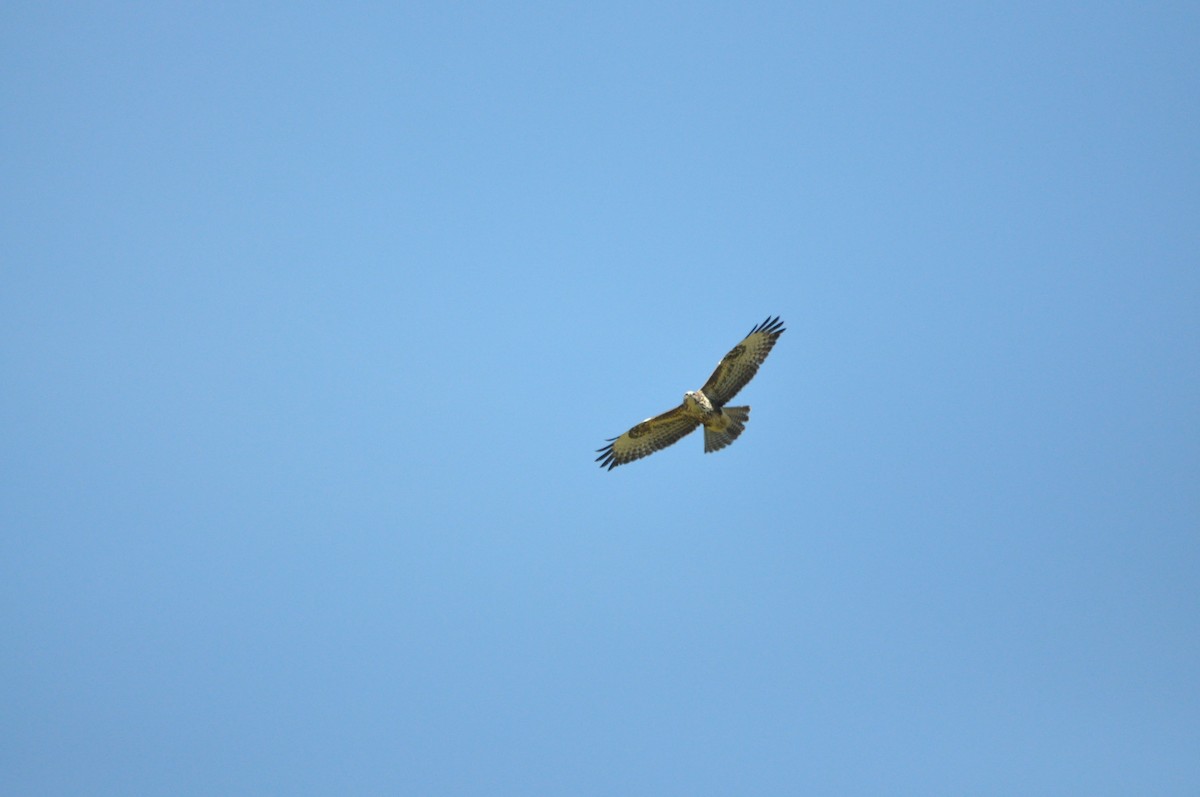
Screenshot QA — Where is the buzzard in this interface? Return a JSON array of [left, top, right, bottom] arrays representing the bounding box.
[[596, 316, 785, 470]]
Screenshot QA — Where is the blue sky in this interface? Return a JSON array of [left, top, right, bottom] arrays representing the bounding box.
[[3, 3, 1198, 794]]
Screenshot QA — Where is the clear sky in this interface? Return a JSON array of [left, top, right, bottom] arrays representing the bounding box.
[[3, 3, 1198, 794]]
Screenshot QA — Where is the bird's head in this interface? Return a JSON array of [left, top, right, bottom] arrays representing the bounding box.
[[683, 390, 708, 412]]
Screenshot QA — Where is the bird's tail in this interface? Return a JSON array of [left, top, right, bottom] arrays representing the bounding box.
[[704, 406, 750, 453]]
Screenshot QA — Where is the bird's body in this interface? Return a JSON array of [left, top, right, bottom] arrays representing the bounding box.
[[681, 390, 749, 452], [596, 316, 785, 470]]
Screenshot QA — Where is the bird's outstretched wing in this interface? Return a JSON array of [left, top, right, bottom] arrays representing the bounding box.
[[595, 404, 700, 470], [700, 315, 786, 407]]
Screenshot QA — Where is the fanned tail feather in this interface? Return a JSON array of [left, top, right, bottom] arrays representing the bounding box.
[[704, 406, 749, 453]]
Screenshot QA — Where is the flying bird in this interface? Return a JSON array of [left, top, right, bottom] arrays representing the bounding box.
[[596, 316, 785, 470]]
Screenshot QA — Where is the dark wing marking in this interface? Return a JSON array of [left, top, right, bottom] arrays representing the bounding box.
[[699, 315, 785, 407], [595, 404, 700, 470]]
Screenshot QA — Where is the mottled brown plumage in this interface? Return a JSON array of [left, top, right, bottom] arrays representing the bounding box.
[[596, 316, 785, 470]]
